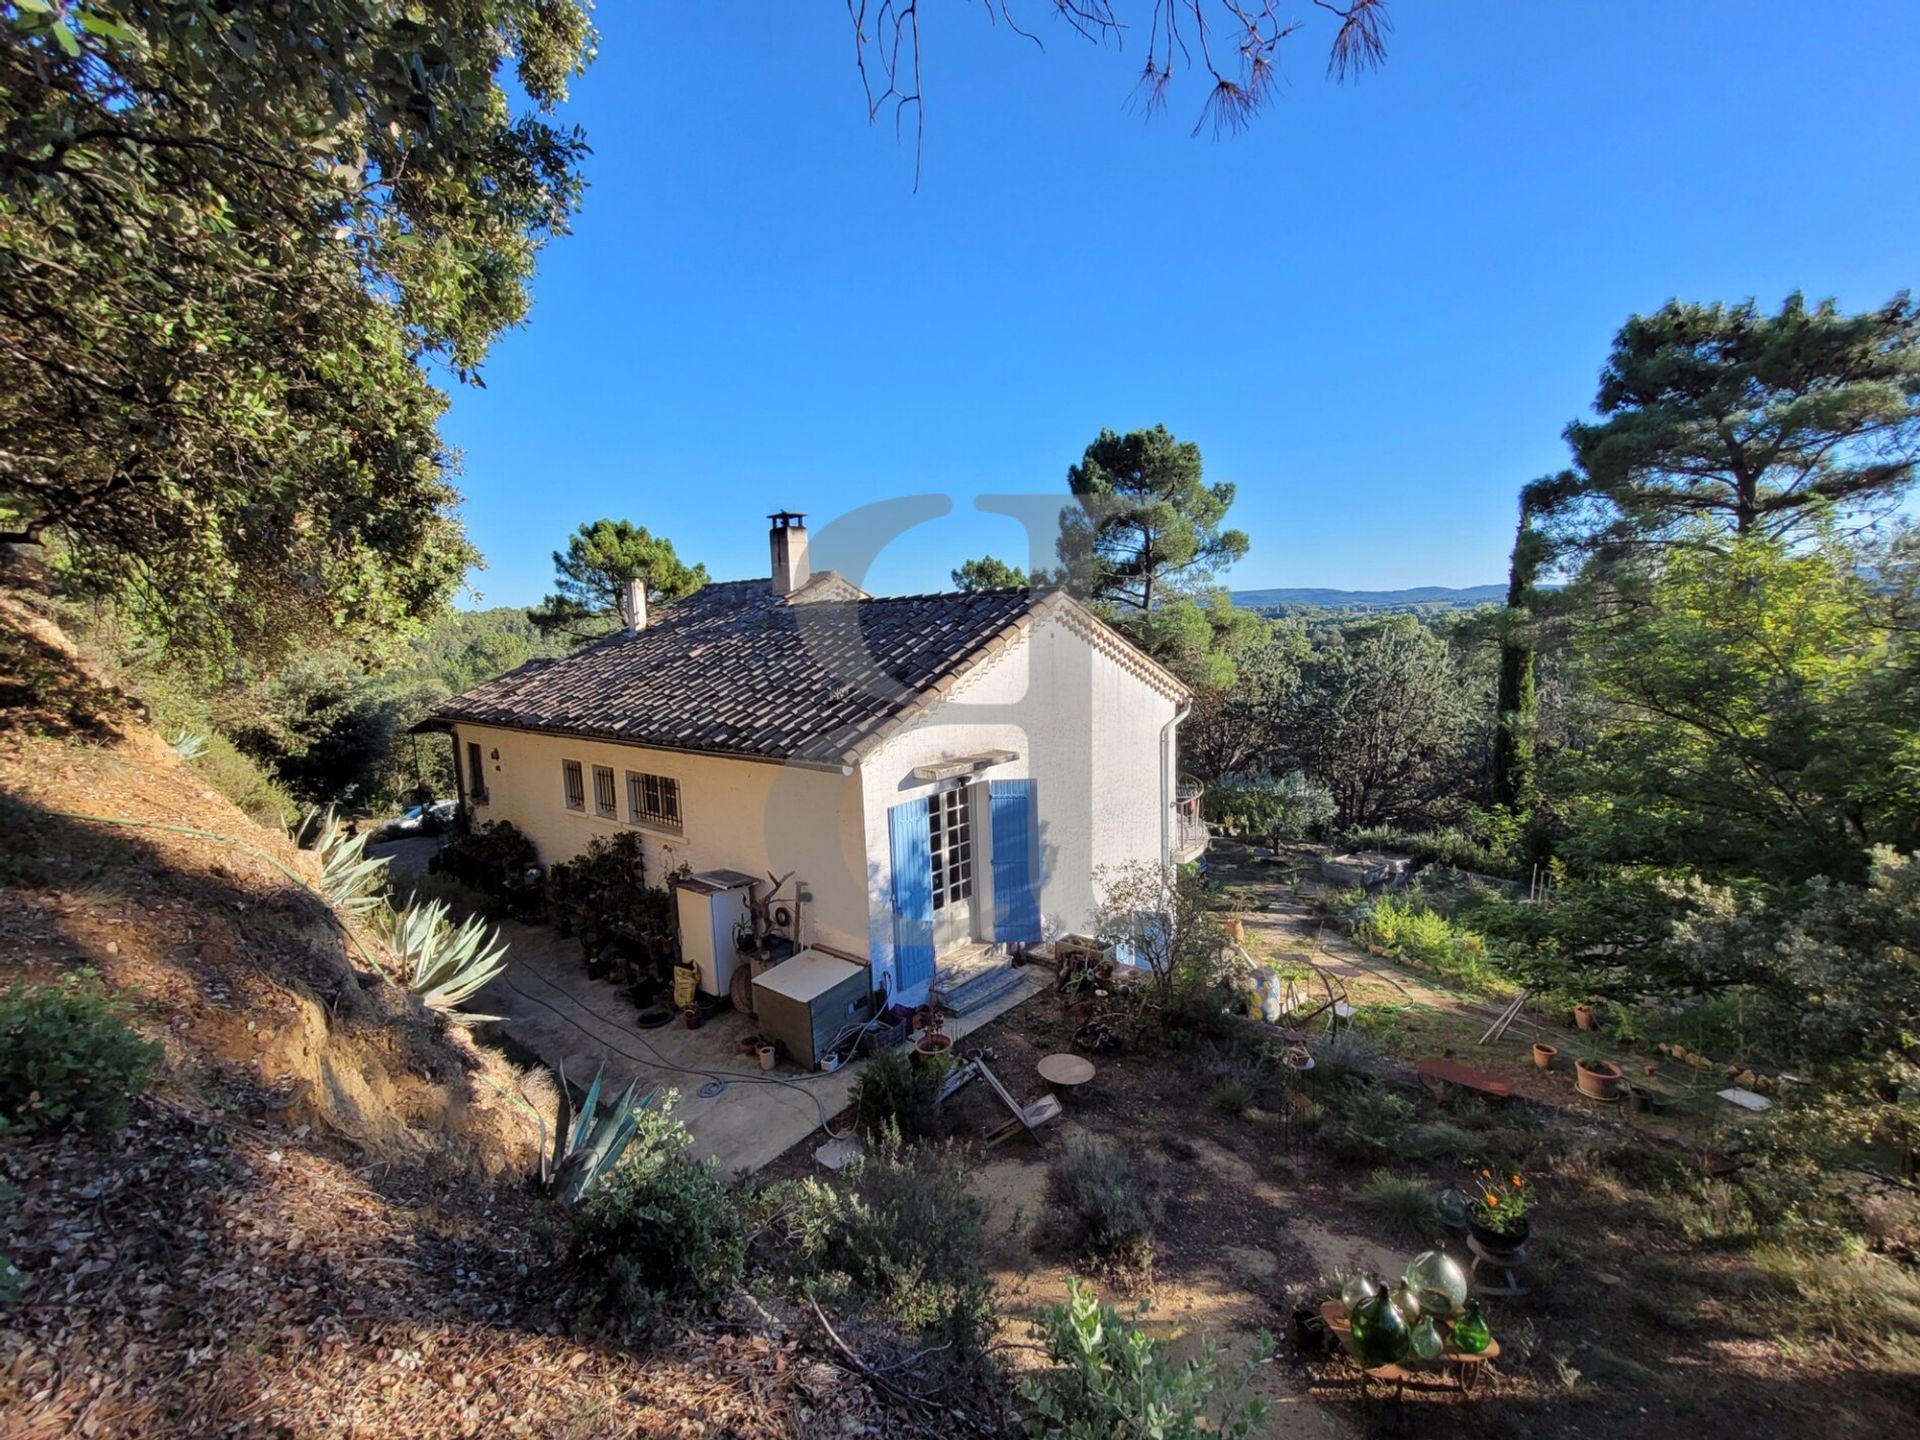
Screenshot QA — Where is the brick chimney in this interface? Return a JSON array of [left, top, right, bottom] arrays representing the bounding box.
[[621, 576, 648, 633], [769, 511, 810, 596]]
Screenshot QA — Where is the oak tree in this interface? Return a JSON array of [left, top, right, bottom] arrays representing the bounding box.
[[0, 1, 596, 664]]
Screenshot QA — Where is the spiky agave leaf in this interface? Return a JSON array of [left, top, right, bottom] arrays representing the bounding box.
[[559, 1079, 644, 1207], [549, 1068, 658, 1207], [381, 898, 506, 1019], [300, 805, 390, 919]]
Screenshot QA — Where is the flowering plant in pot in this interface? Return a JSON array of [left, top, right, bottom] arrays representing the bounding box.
[[1465, 1167, 1530, 1251]]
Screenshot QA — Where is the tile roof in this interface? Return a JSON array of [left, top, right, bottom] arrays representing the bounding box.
[[428, 580, 1048, 766]]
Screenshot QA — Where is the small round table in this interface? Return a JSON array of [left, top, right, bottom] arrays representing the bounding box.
[[1036, 1052, 1096, 1101]]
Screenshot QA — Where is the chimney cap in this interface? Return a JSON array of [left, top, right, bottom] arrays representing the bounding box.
[[768, 510, 807, 529]]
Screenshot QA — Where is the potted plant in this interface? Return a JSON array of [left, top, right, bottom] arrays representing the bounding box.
[[1532, 1040, 1558, 1069], [1574, 1001, 1596, 1031], [1574, 1050, 1625, 1101], [1465, 1167, 1531, 1253]]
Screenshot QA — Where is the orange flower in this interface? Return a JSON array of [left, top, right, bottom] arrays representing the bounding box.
[[1484, 1193, 1500, 1206], [1511, 1175, 1524, 1188], [1480, 1168, 1492, 1178]]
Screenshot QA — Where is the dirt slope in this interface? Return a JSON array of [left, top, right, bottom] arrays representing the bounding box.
[[0, 593, 875, 1438]]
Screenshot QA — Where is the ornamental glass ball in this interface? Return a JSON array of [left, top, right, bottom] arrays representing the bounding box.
[[1389, 1283, 1423, 1325], [1339, 1273, 1380, 1313], [1403, 1250, 1469, 1317]]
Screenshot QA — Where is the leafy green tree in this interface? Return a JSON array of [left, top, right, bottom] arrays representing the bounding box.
[[530, 521, 708, 646], [219, 656, 409, 808], [1553, 532, 1918, 887], [1284, 615, 1483, 828], [950, 555, 1028, 591], [1181, 619, 1306, 779], [1528, 293, 1920, 561], [0, 1, 596, 664], [1673, 851, 1920, 1175]]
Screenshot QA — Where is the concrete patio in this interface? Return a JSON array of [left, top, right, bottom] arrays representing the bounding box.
[[371, 834, 1047, 1174], [474, 916, 1044, 1174]]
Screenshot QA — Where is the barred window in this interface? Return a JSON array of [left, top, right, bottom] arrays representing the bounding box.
[[562, 759, 585, 812], [593, 764, 618, 818], [627, 770, 682, 831], [465, 741, 488, 803]]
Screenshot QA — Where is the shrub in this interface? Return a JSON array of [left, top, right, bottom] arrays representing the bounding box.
[[1050, 1135, 1159, 1266], [0, 971, 160, 1131], [1094, 862, 1235, 1017], [1317, 1077, 1416, 1164], [849, 1046, 950, 1140], [1022, 1278, 1271, 1440], [1203, 770, 1336, 843], [1207, 1078, 1252, 1117], [783, 1128, 995, 1353], [191, 730, 300, 829], [1401, 1119, 1475, 1161], [431, 818, 539, 902], [0, 1118, 21, 1302], [1354, 1170, 1441, 1242], [570, 1094, 745, 1325], [1352, 892, 1514, 997]]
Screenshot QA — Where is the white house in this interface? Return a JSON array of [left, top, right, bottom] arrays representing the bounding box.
[[427, 513, 1198, 1011]]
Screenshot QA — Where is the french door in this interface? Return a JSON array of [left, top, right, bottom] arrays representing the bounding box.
[[928, 784, 975, 951]]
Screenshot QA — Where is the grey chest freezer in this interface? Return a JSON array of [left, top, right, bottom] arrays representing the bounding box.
[[751, 950, 872, 1070]]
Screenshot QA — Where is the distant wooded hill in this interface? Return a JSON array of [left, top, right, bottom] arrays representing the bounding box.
[[1229, 584, 1506, 613]]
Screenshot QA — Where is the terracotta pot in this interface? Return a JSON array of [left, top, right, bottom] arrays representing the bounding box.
[[912, 1032, 954, 1067], [1532, 1041, 1558, 1070], [1575, 1056, 1624, 1101], [1574, 1003, 1596, 1031]]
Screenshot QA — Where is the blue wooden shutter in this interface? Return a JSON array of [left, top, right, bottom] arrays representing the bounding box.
[[887, 799, 935, 990], [990, 779, 1041, 943]]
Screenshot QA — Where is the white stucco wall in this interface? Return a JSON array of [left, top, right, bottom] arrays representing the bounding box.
[[858, 607, 1182, 1006], [450, 723, 871, 956]]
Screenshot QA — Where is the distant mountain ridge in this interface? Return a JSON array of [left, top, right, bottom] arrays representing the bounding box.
[[1230, 584, 1506, 612]]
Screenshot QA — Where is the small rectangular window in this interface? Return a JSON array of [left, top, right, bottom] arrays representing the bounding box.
[[562, 759, 585, 812], [465, 742, 487, 803], [593, 764, 617, 818], [626, 770, 683, 831]]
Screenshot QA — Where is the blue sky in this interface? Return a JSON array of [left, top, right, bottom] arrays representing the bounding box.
[[443, 1, 1920, 607]]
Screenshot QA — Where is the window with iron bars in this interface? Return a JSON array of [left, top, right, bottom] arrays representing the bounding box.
[[626, 770, 682, 831]]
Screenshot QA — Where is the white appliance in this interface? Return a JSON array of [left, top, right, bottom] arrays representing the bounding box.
[[674, 869, 759, 997]]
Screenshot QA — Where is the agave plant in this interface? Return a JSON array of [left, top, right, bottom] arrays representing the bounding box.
[[547, 1065, 657, 1206], [383, 898, 509, 1019], [166, 728, 209, 762], [298, 806, 390, 919]]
